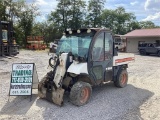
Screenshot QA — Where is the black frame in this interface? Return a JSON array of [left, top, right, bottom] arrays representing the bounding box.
[[9, 63, 35, 97], [0, 21, 19, 56]]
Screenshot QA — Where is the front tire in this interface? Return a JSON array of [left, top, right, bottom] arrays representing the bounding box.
[[114, 69, 128, 88], [69, 81, 92, 106]]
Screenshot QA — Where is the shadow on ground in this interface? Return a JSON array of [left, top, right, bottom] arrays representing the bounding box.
[[0, 82, 154, 120], [35, 83, 154, 120], [0, 94, 37, 115]]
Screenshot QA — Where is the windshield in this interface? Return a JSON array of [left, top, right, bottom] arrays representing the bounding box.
[[56, 35, 92, 58]]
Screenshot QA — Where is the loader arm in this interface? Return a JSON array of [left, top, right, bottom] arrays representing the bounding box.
[[38, 53, 69, 106]]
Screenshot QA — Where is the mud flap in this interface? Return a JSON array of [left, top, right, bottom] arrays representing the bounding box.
[[46, 81, 65, 106]]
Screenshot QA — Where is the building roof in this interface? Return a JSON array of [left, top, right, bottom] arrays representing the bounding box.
[[123, 28, 160, 37]]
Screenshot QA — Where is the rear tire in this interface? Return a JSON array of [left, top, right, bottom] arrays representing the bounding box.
[[114, 69, 128, 88], [69, 81, 92, 106], [140, 50, 146, 55]]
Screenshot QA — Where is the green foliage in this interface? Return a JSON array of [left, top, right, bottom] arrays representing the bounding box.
[[48, 0, 71, 31], [68, 0, 86, 29], [17, 2, 39, 47], [0, 0, 39, 47], [139, 21, 156, 29], [101, 7, 136, 34], [0, 0, 7, 21], [32, 22, 62, 46], [87, 0, 105, 27], [127, 21, 141, 31], [14, 24, 24, 46], [49, 0, 86, 31], [1, 0, 159, 48]]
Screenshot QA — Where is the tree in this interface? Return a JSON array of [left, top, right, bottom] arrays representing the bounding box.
[[49, 0, 87, 32], [68, 0, 86, 29], [101, 9, 117, 29], [87, 0, 105, 27], [139, 21, 156, 29], [113, 7, 136, 34], [13, 1, 39, 47], [0, 0, 21, 21], [49, 0, 71, 32], [0, 0, 7, 20], [32, 22, 62, 46], [101, 7, 136, 34], [0, 0, 39, 47], [126, 21, 141, 32]]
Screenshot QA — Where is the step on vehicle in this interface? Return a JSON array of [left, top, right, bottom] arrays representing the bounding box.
[[38, 28, 135, 106]]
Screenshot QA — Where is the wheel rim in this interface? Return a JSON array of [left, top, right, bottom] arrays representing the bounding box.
[[121, 73, 127, 85], [80, 87, 89, 104]]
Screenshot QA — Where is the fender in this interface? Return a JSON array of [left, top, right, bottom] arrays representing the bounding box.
[[67, 62, 88, 75]]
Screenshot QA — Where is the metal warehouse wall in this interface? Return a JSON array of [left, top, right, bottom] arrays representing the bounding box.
[[126, 37, 160, 53]]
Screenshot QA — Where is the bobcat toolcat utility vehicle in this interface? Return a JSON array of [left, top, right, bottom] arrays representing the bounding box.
[[38, 28, 134, 106]]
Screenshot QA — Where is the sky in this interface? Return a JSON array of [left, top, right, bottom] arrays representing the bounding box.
[[28, 0, 160, 26]]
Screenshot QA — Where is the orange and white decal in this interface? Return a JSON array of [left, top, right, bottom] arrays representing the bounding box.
[[115, 57, 135, 63], [113, 54, 135, 66]]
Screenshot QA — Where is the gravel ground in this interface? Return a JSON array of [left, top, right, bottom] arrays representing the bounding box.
[[0, 50, 160, 120]]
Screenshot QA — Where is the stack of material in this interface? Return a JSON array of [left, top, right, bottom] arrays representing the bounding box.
[[26, 36, 46, 50]]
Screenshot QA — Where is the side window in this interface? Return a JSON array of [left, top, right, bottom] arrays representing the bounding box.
[[92, 32, 104, 61], [105, 32, 113, 60], [150, 44, 154, 47]]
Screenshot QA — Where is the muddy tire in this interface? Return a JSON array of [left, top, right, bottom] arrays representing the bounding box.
[[69, 81, 92, 106], [114, 69, 128, 88], [38, 75, 48, 98]]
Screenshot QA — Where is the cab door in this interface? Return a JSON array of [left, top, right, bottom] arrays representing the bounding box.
[[88, 31, 113, 85]]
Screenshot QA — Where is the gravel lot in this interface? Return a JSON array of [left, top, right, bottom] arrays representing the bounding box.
[[0, 50, 160, 120]]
